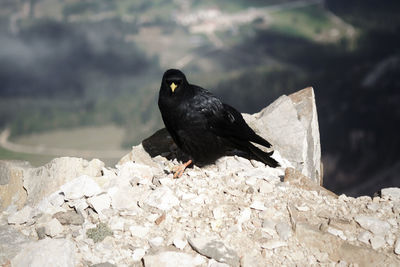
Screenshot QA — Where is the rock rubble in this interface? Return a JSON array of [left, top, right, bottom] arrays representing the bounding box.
[[0, 87, 399, 266]]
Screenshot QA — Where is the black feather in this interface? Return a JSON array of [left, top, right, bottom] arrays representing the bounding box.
[[158, 69, 279, 167]]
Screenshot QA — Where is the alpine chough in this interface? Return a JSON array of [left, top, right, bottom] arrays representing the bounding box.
[[158, 69, 279, 178]]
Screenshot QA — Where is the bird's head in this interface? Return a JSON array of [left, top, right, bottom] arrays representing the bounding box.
[[161, 69, 188, 95]]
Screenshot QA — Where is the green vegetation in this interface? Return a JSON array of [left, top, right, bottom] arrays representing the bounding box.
[[0, 146, 53, 167], [87, 223, 113, 243]]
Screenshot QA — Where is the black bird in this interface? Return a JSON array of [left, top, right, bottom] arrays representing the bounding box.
[[158, 69, 279, 177]]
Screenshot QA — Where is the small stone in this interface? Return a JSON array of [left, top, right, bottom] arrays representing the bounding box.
[[144, 186, 179, 211], [354, 215, 391, 235], [295, 205, 309, 212], [381, 187, 400, 200], [108, 186, 140, 211], [109, 217, 124, 231], [36, 227, 46, 240], [357, 231, 372, 245], [367, 203, 380, 212], [7, 205, 33, 225], [60, 175, 102, 200], [129, 225, 149, 239], [370, 235, 386, 250], [259, 181, 273, 194], [250, 201, 267, 211], [275, 222, 292, 241], [91, 263, 116, 267], [132, 248, 146, 262], [44, 218, 64, 237], [149, 236, 164, 247], [143, 251, 205, 267], [394, 238, 400, 255], [261, 240, 287, 250], [326, 227, 346, 240], [87, 194, 111, 214], [48, 192, 65, 207], [188, 236, 240, 267], [212, 207, 225, 220], [238, 208, 251, 224], [53, 211, 84, 225], [155, 213, 166, 225], [173, 238, 187, 250]]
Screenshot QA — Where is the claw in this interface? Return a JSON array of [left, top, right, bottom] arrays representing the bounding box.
[[172, 160, 193, 178]]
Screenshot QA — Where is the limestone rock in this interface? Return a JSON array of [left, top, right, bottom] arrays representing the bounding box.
[[188, 236, 240, 267], [381, 187, 400, 200], [243, 87, 321, 184], [143, 250, 205, 267], [44, 218, 64, 237], [7, 205, 33, 225], [87, 194, 111, 214], [354, 215, 391, 235], [60, 175, 102, 200], [23, 157, 104, 206], [11, 238, 76, 267], [53, 210, 84, 225], [0, 160, 28, 211], [144, 186, 179, 211], [0, 225, 31, 265]]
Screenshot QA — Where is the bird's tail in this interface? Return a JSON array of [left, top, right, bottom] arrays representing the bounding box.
[[248, 143, 280, 168]]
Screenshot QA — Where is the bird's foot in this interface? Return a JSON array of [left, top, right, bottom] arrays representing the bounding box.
[[172, 160, 193, 178]]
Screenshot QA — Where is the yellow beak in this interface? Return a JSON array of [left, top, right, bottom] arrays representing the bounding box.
[[170, 82, 177, 93]]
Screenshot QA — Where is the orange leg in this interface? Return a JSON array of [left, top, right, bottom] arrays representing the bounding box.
[[172, 159, 193, 178]]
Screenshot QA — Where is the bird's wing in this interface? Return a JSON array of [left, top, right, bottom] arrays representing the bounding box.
[[191, 88, 271, 148]]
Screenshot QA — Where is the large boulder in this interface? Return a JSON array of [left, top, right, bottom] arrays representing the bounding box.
[[243, 87, 322, 184]]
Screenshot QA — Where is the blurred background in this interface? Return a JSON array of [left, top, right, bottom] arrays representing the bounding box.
[[0, 0, 399, 196]]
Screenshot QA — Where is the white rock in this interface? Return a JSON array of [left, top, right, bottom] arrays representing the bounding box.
[[354, 215, 391, 235], [118, 161, 153, 181], [68, 198, 88, 211], [145, 186, 179, 211], [132, 248, 146, 262], [149, 236, 164, 247], [173, 238, 187, 250], [11, 238, 76, 267], [295, 205, 310, 212], [60, 175, 102, 200], [108, 186, 141, 211], [259, 181, 274, 194], [212, 207, 225, 220], [381, 187, 400, 200], [129, 225, 149, 239], [209, 259, 231, 267], [261, 240, 287, 250], [394, 238, 400, 255], [109, 217, 125, 231], [8, 205, 33, 225], [370, 235, 386, 250], [238, 208, 251, 224], [245, 177, 257, 186], [44, 218, 64, 237], [87, 194, 111, 213], [327, 227, 346, 240], [143, 251, 205, 267], [357, 231, 372, 245], [48, 192, 65, 207], [250, 201, 267, 211], [275, 222, 292, 241]]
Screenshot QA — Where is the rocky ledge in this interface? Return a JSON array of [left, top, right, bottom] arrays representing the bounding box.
[[1, 88, 399, 267]]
